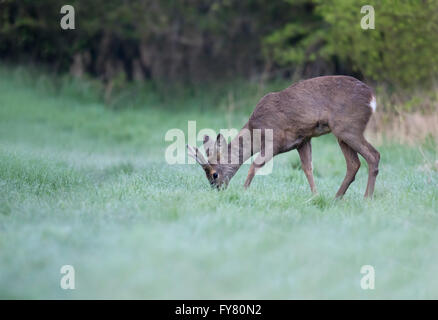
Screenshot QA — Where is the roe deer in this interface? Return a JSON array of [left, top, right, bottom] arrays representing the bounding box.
[[187, 76, 380, 198]]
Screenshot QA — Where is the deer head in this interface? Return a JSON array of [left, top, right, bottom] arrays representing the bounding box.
[[187, 133, 229, 189]]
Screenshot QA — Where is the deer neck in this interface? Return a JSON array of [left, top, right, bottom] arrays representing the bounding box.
[[220, 124, 253, 182]]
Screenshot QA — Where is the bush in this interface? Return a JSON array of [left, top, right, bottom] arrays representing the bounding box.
[[266, 0, 438, 88]]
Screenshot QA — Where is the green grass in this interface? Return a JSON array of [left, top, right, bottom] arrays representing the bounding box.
[[0, 66, 437, 299]]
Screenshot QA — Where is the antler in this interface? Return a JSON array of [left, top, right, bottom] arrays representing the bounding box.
[[186, 144, 209, 166]]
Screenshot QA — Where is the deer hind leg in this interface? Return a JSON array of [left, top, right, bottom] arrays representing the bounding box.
[[361, 139, 380, 198], [335, 133, 380, 198], [297, 140, 317, 194], [335, 139, 361, 198]]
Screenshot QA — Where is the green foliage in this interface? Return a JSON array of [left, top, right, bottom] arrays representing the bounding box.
[[2, 0, 437, 89], [266, 0, 438, 87], [317, 0, 438, 87], [263, 0, 331, 77]]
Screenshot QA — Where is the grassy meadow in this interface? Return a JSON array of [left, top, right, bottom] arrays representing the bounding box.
[[0, 67, 437, 299]]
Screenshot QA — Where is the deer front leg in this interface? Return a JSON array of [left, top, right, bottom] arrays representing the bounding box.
[[243, 153, 273, 189], [297, 140, 317, 194]]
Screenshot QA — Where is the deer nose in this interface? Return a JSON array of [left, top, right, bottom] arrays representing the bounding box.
[[210, 180, 221, 190]]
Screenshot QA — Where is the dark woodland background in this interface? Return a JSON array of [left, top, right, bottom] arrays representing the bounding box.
[[1, 0, 437, 91]]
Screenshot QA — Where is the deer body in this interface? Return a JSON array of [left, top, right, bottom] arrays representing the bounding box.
[[188, 75, 380, 198]]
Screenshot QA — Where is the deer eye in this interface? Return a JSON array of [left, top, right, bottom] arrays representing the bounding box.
[[212, 172, 218, 179]]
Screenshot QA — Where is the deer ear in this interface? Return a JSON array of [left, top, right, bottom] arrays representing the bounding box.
[[203, 135, 210, 145], [203, 135, 215, 157], [216, 133, 227, 151]]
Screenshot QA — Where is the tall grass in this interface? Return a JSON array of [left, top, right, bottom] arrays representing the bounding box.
[[368, 88, 438, 145]]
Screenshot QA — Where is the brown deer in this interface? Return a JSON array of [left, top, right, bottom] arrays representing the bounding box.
[[187, 76, 380, 198]]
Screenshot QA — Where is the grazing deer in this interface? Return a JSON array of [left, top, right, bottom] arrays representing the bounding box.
[[187, 76, 380, 198]]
